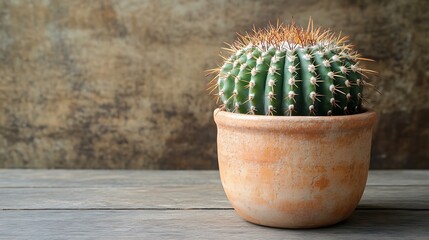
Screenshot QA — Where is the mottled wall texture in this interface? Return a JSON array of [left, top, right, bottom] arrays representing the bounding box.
[[0, 0, 428, 169]]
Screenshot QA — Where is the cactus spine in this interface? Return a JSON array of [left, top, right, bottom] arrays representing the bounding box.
[[210, 20, 374, 116]]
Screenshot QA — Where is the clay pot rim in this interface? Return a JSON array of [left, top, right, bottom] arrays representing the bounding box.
[[214, 108, 377, 132]]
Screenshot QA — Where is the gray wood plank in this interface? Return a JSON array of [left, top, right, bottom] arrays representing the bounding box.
[[366, 170, 429, 186], [0, 170, 428, 239], [0, 185, 229, 209], [0, 170, 221, 188], [0, 170, 428, 188], [0, 210, 428, 240], [0, 185, 427, 210], [360, 186, 429, 210]]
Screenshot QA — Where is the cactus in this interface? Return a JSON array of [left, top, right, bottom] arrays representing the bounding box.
[[209, 19, 375, 116]]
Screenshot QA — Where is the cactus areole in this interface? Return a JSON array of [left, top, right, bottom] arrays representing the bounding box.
[[209, 20, 375, 116]]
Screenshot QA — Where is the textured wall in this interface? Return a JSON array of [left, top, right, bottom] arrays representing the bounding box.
[[0, 0, 428, 169]]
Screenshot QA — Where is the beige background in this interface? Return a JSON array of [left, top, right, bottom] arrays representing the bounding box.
[[0, 0, 428, 169]]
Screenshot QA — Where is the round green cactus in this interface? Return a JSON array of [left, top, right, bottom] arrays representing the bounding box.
[[209, 20, 375, 116]]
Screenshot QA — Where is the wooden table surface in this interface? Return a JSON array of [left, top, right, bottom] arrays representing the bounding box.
[[0, 170, 428, 239]]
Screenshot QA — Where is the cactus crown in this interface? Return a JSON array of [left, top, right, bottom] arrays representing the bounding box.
[[209, 19, 375, 116]]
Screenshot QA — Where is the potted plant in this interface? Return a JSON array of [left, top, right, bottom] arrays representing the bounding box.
[[209, 19, 377, 228]]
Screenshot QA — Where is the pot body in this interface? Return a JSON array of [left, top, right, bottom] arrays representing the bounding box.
[[214, 109, 377, 228]]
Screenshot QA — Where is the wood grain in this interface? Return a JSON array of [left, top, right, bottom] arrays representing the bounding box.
[[0, 170, 428, 239], [0, 185, 428, 210], [0, 170, 428, 188], [0, 210, 428, 240], [0, 170, 222, 187], [0, 170, 428, 210]]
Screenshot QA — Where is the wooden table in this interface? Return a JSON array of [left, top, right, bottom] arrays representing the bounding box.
[[0, 170, 428, 239]]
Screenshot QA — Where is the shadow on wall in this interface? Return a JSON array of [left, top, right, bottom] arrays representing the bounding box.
[[0, 0, 428, 169]]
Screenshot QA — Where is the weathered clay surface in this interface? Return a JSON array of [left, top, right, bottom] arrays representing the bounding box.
[[0, 0, 427, 168], [215, 109, 377, 228]]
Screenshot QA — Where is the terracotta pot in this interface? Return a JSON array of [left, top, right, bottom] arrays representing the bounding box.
[[214, 109, 377, 228]]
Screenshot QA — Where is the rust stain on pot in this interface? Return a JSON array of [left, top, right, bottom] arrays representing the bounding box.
[[276, 195, 324, 214], [314, 176, 330, 190]]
